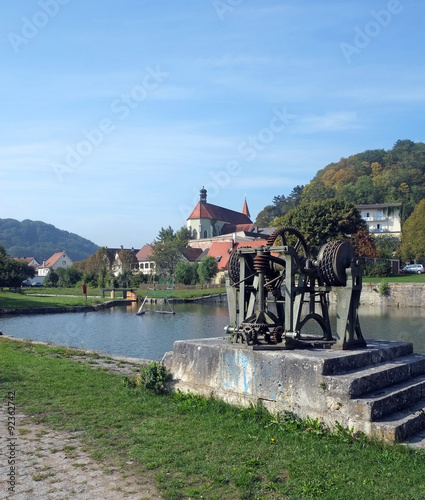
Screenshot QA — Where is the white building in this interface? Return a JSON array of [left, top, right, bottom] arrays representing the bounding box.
[[356, 203, 402, 237], [36, 251, 74, 277], [136, 244, 156, 275]]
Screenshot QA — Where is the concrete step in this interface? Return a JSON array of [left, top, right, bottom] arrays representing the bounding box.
[[324, 353, 425, 398], [349, 375, 425, 421], [403, 427, 425, 449], [370, 400, 425, 442], [321, 340, 413, 375]]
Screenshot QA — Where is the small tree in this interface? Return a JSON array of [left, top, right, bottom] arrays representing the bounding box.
[[44, 269, 59, 287], [0, 245, 34, 287], [197, 256, 218, 284], [174, 261, 198, 285], [349, 229, 377, 258], [374, 235, 400, 259], [56, 266, 83, 287], [149, 226, 190, 275], [400, 199, 425, 262]]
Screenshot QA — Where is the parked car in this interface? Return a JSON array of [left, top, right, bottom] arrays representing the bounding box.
[[401, 264, 425, 274], [31, 281, 43, 287], [21, 280, 32, 287]]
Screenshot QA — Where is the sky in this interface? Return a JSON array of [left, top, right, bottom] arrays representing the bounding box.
[[1, 0, 425, 250]]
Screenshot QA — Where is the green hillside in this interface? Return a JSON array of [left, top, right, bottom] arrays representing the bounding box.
[[0, 218, 99, 262], [256, 140, 425, 226]]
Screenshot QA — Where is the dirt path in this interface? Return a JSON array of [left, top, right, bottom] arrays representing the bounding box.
[[0, 350, 163, 500]]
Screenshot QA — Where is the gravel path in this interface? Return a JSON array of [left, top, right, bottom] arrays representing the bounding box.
[[0, 348, 163, 500]]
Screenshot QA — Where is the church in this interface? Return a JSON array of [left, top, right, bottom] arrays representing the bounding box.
[[186, 188, 273, 280], [186, 187, 254, 241]]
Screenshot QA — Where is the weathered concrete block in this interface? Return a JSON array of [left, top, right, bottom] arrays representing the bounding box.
[[163, 337, 425, 441]]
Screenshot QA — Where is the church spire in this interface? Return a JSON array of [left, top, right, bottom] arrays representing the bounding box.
[[200, 186, 207, 203], [242, 195, 250, 218]]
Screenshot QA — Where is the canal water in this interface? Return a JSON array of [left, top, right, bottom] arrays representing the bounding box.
[[1, 302, 425, 360]]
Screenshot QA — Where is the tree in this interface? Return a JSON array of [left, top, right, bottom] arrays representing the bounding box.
[[74, 247, 116, 287], [0, 245, 34, 287], [197, 256, 218, 284], [274, 199, 366, 254], [174, 261, 198, 285], [118, 250, 138, 272], [255, 186, 304, 227], [149, 226, 190, 275], [399, 199, 425, 262], [44, 269, 59, 287], [349, 230, 377, 258], [56, 266, 82, 287], [374, 235, 400, 259]]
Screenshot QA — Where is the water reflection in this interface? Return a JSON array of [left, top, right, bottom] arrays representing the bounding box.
[[0, 302, 424, 359]]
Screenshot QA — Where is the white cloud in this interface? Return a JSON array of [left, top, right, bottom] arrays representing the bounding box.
[[299, 112, 361, 133]]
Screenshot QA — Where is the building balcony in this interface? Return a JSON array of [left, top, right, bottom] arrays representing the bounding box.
[[363, 216, 388, 222]]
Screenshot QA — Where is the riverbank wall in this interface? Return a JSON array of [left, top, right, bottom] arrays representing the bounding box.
[[0, 299, 134, 316], [329, 282, 425, 308]]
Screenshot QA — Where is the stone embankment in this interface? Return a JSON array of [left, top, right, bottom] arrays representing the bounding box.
[[330, 282, 425, 308], [0, 300, 134, 316]]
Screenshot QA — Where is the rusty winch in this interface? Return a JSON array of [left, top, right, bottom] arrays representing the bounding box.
[[224, 226, 365, 350]]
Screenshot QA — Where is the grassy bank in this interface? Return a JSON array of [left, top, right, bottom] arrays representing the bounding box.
[[170, 287, 226, 300], [23, 286, 103, 296], [1, 338, 425, 500], [362, 274, 425, 283], [1, 286, 226, 310], [0, 290, 108, 309]]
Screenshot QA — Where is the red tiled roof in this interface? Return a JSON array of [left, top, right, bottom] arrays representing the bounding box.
[[40, 251, 65, 269], [136, 244, 153, 261], [242, 199, 250, 218], [207, 239, 269, 270], [187, 201, 252, 224]]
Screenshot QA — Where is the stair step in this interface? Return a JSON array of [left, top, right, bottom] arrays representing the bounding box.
[[349, 375, 425, 421], [322, 340, 413, 375], [404, 427, 425, 449], [324, 354, 425, 398], [370, 400, 425, 442]]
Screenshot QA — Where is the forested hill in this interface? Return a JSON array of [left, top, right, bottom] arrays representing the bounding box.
[[0, 219, 99, 263], [256, 140, 425, 226]]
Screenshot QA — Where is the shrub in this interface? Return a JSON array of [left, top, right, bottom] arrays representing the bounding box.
[[362, 259, 391, 277], [136, 361, 170, 394]]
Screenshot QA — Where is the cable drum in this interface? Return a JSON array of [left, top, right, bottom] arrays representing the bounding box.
[[317, 241, 355, 287], [227, 247, 255, 285]]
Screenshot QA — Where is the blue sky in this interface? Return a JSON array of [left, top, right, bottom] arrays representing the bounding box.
[[1, 0, 424, 250]]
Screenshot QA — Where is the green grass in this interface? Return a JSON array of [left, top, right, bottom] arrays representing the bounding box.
[[0, 286, 226, 310], [170, 287, 226, 300], [362, 274, 425, 283], [2, 338, 425, 499], [0, 290, 108, 309], [23, 286, 103, 296]]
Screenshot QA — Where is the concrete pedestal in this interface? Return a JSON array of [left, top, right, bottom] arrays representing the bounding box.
[[163, 338, 425, 442]]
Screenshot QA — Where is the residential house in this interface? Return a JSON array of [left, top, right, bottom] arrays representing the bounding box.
[[356, 203, 402, 237], [136, 244, 156, 275], [36, 251, 74, 278]]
